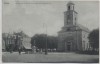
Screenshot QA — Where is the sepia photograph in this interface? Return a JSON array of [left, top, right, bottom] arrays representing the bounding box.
[[2, 0, 99, 63]]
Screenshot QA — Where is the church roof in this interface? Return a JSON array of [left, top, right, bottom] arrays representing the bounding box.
[[58, 24, 90, 33], [67, 1, 75, 5], [77, 24, 90, 32]]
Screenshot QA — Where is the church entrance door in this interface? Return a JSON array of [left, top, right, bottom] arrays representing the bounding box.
[[67, 45, 71, 51]]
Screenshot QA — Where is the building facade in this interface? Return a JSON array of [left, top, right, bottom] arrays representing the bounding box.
[[57, 2, 90, 52], [2, 33, 15, 51], [2, 31, 32, 51]]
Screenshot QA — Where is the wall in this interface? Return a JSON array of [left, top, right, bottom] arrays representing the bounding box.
[[82, 30, 90, 51]]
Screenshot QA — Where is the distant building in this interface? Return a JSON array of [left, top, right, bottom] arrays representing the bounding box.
[[2, 33, 15, 51], [57, 2, 90, 52], [2, 31, 32, 52]]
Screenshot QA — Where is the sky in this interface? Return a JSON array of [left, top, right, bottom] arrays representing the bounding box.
[[2, 0, 99, 37]]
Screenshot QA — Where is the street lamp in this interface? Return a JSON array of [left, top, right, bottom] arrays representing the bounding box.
[[43, 23, 48, 55], [45, 34, 48, 55], [44, 24, 48, 55]]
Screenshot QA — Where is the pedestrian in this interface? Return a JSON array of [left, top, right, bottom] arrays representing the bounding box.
[[18, 48, 21, 55], [10, 49, 12, 53]]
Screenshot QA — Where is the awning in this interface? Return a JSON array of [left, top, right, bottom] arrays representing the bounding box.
[[22, 37, 32, 49]]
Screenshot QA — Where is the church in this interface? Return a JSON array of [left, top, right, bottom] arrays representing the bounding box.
[[57, 2, 90, 52]]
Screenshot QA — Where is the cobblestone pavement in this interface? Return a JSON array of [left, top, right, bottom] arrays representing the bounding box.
[[2, 52, 99, 63]]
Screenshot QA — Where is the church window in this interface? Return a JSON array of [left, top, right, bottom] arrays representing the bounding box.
[[73, 6, 74, 10], [67, 14, 72, 24], [83, 41, 85, 43], [67, 28, 71, 31], [68, 6, 70, 10], [67, 41, 71, 43], [83, 35, 85, 38], [75, 17, 76, 21], [67, 15, 70, 19], [67, 20, 70, 24], [83, 41, 85, 49]]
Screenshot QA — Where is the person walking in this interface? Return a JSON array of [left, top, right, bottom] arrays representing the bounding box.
[[18, 47, 21, 55]]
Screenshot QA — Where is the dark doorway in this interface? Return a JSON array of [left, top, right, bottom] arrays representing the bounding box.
[[67, 45, 71, 51]]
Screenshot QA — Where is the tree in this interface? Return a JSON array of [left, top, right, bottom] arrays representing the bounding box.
[[31, 34, 46, 49], [88, 29, 99, 51], [31, 34, 58, 50], [47, 36, 58, 49]]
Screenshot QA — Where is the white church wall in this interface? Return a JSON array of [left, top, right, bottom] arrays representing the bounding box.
[[82, 30, 90, 51]]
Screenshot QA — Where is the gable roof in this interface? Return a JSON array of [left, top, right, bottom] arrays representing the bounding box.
[[77, 24, 90, 32]]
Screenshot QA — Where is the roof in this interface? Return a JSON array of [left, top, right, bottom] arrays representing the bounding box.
[[77, 24, 90, 32], [14, 31, 29, 38], [22, 37, 32, 49], [67, 1, 75, 5], [58, 24, 90, 33]]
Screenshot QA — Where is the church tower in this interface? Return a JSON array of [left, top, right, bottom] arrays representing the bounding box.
[[64, 1, 78, 26]]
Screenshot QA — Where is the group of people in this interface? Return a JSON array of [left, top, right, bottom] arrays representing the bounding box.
[[9, 47, 22, 55]]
